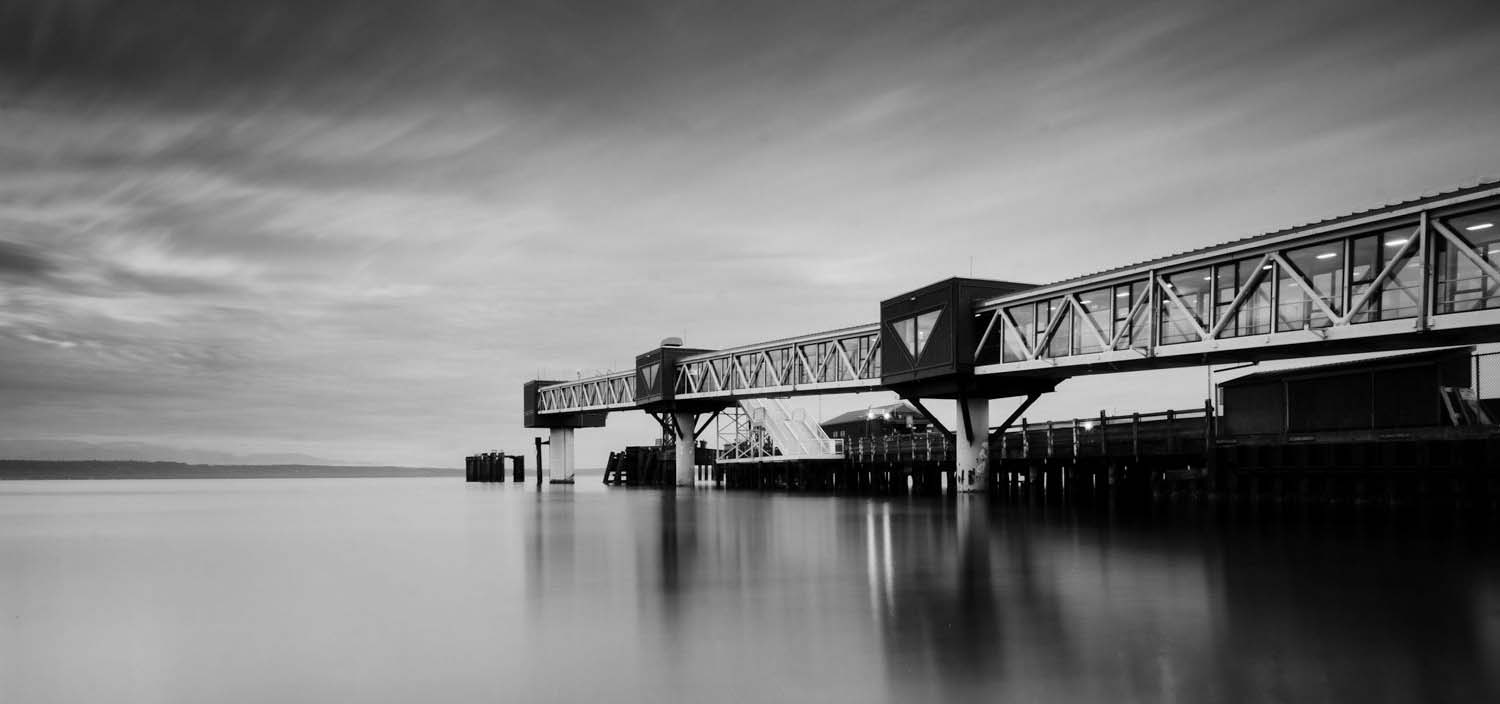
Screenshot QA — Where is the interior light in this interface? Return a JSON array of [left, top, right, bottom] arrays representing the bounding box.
[[1262, 264, 1273, 270], [1082, 421, 1096, 431], [1385, 239, 1408, 247], [1466, 223, 1493, 231], [1315, 252, 1338, 259], [1116, 291, 1130, 298], [1202, 276, 1212, 281]]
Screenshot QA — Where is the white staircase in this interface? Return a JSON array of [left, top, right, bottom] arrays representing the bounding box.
[[735, 398, 842, 461]]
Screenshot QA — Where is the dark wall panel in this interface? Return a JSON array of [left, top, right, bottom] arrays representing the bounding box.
[[1373, 365, 1441, 428], [1288, 372, 1372, 432], [1223, 383, 1285, 435]]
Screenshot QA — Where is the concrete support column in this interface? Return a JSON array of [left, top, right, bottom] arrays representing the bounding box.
[[674, 412, 697, 486], [956, 398, 990, 493], [548, 427, 574, 483]]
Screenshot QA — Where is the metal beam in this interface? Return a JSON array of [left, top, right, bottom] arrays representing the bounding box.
[[903, 396, 953, 438], [990, 392, 1041, 434], [957, 395, 974, 444], [692, 409, 721, 439]]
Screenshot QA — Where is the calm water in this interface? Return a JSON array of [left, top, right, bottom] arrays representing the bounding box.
[[3, 477, 1499, 703]]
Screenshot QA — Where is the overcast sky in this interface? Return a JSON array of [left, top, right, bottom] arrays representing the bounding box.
[[1, 0, 1498, 466]]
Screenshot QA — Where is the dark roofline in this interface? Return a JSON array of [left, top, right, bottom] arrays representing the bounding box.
[[1218, 346, 1475, 387], [821, 401, 922, 426]]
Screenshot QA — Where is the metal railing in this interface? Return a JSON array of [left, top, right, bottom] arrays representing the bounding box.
[[535, 370, 637, 413], [673, 323, 883, 400]]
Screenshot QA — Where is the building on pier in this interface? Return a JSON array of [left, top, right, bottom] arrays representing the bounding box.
[[819, 402, 932, 440]]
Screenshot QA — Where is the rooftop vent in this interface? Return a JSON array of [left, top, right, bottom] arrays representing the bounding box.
[[661, 336, 683, 347]]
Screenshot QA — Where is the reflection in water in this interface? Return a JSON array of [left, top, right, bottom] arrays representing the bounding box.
[[4, 479, 1499, 703], [519, 487, 1500, 703]]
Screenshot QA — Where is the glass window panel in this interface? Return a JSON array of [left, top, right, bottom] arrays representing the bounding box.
[[839, 340, 860, 378], [914, 310, 940, 357], [894, 317, 918, 359], [1111, 284, 1133, 350], [1212, 263, 1237, 334], [1047, 299, 1072, 358], [1350, 227, 1419, 323], [1281, 242, 1345, 330], [1003, 305, 1034, 363], [1225, 258, 1273, 337], [1159, 268, 1211, 344], [1437, 207, 1500, 313], [1034, 300, 1053, 353], [1128, 281, 1148, 348], [973, 313, 1000, 366], [1074, 289, 1111, 354]]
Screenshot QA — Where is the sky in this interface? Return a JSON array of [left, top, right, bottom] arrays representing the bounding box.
[[1, 0, 1498, 466]]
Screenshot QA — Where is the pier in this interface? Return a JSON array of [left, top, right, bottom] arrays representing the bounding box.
[[516, 181, 1500, 503]]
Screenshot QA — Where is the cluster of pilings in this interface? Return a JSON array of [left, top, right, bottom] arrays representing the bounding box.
[[721, 458, 953, 494], [464, 452, 525, 483], [602, 444, 716, 486]]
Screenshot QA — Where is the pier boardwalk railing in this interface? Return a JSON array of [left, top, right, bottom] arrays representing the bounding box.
[[833, 405, 1215, 467], [993, 405, 1214, 462]]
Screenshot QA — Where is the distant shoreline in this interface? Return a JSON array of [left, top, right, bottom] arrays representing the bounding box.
[[0, 460, 461, 480]]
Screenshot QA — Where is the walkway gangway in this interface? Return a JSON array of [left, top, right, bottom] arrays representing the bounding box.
[[530, 181, 1500, 418], [964, 183, 1500, 380]]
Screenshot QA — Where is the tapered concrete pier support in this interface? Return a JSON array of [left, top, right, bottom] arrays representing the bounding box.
[[956, 398, 990, 493], [674, 412, 697, 486], [548, 428, 575, 483]]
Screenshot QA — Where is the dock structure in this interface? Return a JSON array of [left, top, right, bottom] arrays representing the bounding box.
[[465, 452, 524, 483], [522, 181, 1500, 496]]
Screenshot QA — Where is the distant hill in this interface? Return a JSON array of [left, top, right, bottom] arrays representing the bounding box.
[[0, 460, 461, 480], [0, 438, 344, 465]]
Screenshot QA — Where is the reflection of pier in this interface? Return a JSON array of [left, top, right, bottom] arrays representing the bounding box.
[[511, 489, 1500, 701]]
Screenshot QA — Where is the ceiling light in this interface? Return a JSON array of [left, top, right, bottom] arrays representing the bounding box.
[[1262, 264, 1274, 271], [1385, 239, 1408, 247], [1316, 252, 1338, 259], [1466, 223, 1493, 231], [1116, 291, 1130, 298]]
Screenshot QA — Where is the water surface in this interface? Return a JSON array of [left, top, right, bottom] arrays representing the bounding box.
[[3, 478, 1498, 703]]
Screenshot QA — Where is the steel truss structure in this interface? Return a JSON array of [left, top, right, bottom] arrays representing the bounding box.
[[971, 186, 1500, 376], [535, 370, 636, 414], [672, 323, 883, 400], [532, 184, 1500, 417]]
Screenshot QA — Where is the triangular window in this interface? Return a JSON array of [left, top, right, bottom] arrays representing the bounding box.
[[914, 310, 940, 356], [892, 309, 943, 361], [640, 363, 659, 389], [895, 317, 918, 359]]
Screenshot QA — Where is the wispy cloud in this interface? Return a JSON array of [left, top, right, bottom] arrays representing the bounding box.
[[0, 0, 1496, 464]]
